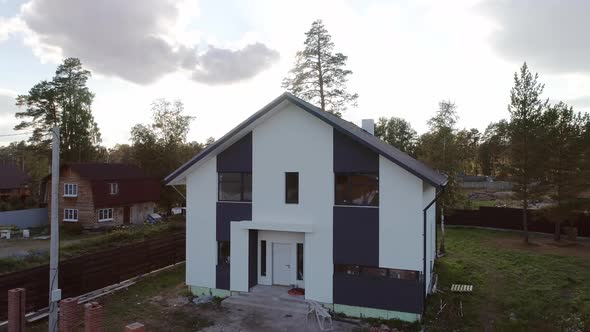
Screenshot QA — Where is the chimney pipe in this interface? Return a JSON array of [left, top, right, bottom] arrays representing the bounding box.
[[362, 119, 375, 135]]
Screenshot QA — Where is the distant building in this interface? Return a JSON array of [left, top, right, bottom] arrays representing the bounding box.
[[0, 163, 30, 201], [44, 163, 160, 226]]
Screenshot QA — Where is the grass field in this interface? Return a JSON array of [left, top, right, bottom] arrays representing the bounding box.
[[424, 227, 590, 331]]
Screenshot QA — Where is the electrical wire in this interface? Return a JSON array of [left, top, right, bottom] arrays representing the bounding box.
[[0, 131, 34, 137]]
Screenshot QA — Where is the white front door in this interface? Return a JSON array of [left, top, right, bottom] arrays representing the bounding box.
[[272, 243, 291, 285]]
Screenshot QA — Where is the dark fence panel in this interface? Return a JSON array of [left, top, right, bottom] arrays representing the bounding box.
[[445, 207, 590, 237], [0, 231, 185, 320]]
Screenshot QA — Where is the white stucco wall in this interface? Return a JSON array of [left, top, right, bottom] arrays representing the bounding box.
[[379, 156, 423, 271], [252, 103, 334, 303], [185, 157, 217, 289], [230, 222, 249, 292], [423, 183, 436, 293]]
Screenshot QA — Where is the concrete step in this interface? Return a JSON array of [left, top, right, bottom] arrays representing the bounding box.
[[222, 293, 309, 315], [235, 291, 306, 304]]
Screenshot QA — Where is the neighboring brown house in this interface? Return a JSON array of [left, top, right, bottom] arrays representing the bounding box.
[[45, 163, 160, 226], [0, 163, 30, 201]]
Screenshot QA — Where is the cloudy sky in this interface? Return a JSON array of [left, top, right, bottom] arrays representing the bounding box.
[[1, 0, 589, 146]]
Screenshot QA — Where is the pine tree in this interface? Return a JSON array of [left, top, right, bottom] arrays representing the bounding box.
[[282, 20, 358, 116], [508, 62, 548, 244], [15, 58, 101, 162]]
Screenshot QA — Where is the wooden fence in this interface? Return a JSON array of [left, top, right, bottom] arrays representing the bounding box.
[[0, 231, 185, 320], [445, 207, 590, 237]]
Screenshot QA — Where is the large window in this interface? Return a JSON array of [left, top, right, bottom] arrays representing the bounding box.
[[334, 265, 419, 281], [218, 241, 230, 265], [297, 243, 304, 280], [63, 209, 78, 222], [335, 173, 379, 206], [285, 172, 299, 204], [260, 240, 267, 276], [218, 173, 252, 202], [63, 183, 78, 197], [98, 208, 114, 222]]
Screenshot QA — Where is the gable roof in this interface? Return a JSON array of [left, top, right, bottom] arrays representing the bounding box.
[[166, 92, 448, 188], [65, 163, 152, 180], [0, 163, 30, 189], [59, 163, 160, 207]]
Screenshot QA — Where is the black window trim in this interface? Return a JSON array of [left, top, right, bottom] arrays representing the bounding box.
[[218, 172, 252, 202], [334, 172, 379, 207], [285, 172, 299, 204]]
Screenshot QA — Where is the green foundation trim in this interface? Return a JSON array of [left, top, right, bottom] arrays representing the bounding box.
[[188, 286, 231, 298], [333, 304, 420, 322]]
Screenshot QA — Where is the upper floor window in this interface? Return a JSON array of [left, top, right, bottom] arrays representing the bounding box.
[[64, 183, 78, 197], [285, 172, 299, 204], [335, 173, 378, 206], [218, 173, 252, 202], [109, 183, 119, 195]]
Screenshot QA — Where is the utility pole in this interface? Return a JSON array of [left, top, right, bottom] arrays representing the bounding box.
[[49, 127, 61, 332]]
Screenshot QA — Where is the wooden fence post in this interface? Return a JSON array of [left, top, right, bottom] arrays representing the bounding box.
[[7, 288, 25, 332]]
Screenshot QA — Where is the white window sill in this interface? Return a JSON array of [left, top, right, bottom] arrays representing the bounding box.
[[63, 219, 78, 222], [63, 195, 78, 198], [98, 219, 114, 223]]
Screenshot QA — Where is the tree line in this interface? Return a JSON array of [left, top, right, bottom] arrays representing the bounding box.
[[1, 58, 209, 211], [283, 20, 589, 243]]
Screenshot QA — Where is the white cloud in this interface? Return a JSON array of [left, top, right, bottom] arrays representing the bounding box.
[[0, 89, 29, 146], [11, 0, 279, 84], [479, 0, 590, 74]]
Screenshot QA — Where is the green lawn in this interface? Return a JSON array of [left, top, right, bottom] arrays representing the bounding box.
[[425, 227, 590, 331]]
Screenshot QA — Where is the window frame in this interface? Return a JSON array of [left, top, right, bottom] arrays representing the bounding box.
[[217, 172, 252, 202], [296, 243, 304, 280], [285, 172, 299, 204], [334, 172, 379, 207], [260, 240, 267, 276], [63, 209, 79, 222], [109, 182, 119, 195], [217, 241, 231, 265], [98, 208, 114, 222], [63, 183, 78, 197]]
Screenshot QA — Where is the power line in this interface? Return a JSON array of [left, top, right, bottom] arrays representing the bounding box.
[[0, 131, 34, 137]]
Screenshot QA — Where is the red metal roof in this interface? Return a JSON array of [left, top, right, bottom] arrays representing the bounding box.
[[0, 163, 30, 189], [64, 163, 161, 208]]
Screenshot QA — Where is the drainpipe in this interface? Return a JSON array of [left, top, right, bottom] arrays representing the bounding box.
[[422, 186, 445, 315]]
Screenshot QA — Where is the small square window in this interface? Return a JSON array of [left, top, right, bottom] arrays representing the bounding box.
[[98, 208, 114, 222], [63, 209, 78, 222], [285, 172, 299, 204]]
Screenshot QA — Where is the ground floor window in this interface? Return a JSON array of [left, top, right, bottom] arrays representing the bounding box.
[[297, 243, 303, 280], [218, 241, 230, 265], [98, 208, 114, 222], [334, 265, 419, 281], [63, 209, 78, 222], [260, 240, 267, 276]]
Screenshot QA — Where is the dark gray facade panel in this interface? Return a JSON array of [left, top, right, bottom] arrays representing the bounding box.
[[333, 274, 423, 314], [216, 202, 252, 241], [333, 206, 379, 266], [333, 129, 379, 173], [217, 132, 252, 172], [216, 264, 230, 290], [248, 230, 258, 289]]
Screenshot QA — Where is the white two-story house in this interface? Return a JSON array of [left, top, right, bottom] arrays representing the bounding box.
[[165, 93, 447, 322]]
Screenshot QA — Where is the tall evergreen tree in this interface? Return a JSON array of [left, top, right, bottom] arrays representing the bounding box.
[[375, 116, 418, 156], [14, 58, 101, 162], [507, 62, 548, 244], [282, 20, 358, 116], [542, 102, 586, 240]]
